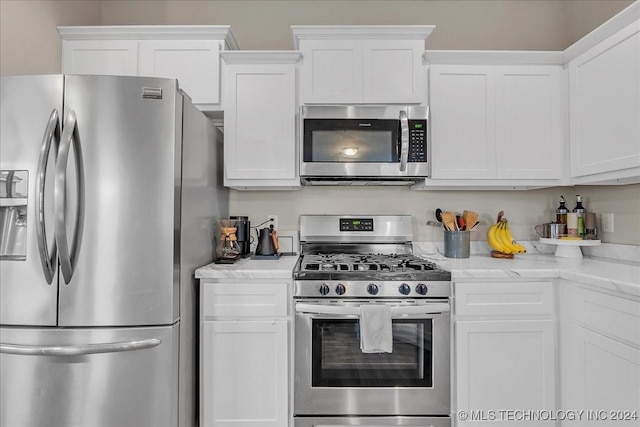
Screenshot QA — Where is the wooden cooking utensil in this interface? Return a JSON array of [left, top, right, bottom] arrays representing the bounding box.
[[442, 211, 457, 231], [464, 210, 479, 231]]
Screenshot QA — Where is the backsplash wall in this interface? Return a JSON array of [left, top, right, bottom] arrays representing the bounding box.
[[229, 184, 640, 246]]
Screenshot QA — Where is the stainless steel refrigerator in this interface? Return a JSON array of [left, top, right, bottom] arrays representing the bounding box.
[[0, 74, 228, 427]]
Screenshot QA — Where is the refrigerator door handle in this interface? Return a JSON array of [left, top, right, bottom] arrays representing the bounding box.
[[55, 109, 85, 284], [36, 109, 61, 284], [0, 338, 161, 356]]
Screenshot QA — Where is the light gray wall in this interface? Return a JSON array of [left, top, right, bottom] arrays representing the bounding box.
[[566, 0, 636, 42], [1, 0, 637, 244], [99, 0, 570, 50], [229, 185, 640, 245], [0, 1, 101, 75]]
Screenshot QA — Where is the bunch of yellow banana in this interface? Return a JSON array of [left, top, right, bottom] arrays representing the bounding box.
[[487, 219, 527, 254]]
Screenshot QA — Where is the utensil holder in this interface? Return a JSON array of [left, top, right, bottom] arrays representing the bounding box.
[[444, 230, 470, 258]]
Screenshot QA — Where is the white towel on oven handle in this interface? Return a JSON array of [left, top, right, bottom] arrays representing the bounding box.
[[359, 304, 393, 353]]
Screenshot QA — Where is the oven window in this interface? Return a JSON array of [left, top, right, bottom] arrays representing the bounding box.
[[311, 319, 433, 387]]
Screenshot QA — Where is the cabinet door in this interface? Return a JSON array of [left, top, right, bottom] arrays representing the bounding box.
[[569, 22, 640, 179], [62, 40, 138, 76], [202, 321, 288, 427], [455, 320, 556, 426], [138, 40, 221, 106], [362, 40, 425, 104], [430, 65, 496, 179], [575, 326, 640, 419], [224, 64, 298, 184], [496, 66, 563, 180], [299, 40, 363, 104]]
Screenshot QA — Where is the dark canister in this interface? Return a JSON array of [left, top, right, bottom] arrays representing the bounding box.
[[230, 215, 251, 256]]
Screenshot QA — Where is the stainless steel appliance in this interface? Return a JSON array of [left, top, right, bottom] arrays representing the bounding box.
[[294, 215, 452, 427], [0, 74, 228, 427], [300, 106, 429, 185]]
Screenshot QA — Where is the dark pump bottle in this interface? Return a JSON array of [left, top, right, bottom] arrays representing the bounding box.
[[556, 196, 568, 224], [573, 195, 586, 237]]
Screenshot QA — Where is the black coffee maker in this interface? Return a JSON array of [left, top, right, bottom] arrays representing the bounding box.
[[230, 215, 251, 257]]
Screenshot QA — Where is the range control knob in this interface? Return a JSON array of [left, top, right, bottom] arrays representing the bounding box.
[[319, 283, 330, 296], [367, 283, 379, 295], [416, 283, 428, 295], [399, 283, 411, 295], [335, 284, 346, 295]]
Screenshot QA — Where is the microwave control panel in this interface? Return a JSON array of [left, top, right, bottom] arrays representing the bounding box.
[[408, 120, 427, 162]]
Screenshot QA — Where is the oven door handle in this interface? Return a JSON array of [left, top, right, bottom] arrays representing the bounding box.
[[295, 302, 450, 316]]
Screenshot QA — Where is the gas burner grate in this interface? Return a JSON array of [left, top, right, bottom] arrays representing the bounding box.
[[299, 253, 437, 273]]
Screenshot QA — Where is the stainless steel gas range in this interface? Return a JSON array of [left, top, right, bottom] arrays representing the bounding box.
[[293, 215, 452, 427]]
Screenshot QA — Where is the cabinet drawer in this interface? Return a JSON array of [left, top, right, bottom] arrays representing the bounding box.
[[574, 287, 640, 347], [201, 282, 288, 319], [455, 281, 554, 316]]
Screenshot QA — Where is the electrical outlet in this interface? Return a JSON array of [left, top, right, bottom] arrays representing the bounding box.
[[602, 213, 614, 233], [267, 214, 278, 231]]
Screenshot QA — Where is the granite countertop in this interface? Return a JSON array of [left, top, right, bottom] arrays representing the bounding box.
[[423, 253, 640, 297], [195, 254, 299, 280], [195, 245, 640, 297]]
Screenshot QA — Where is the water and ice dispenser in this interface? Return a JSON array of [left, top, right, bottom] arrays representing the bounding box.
[[0, 170, 28, 260]]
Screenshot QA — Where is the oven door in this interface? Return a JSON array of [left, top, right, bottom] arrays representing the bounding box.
[[294, 300, 450, 417]]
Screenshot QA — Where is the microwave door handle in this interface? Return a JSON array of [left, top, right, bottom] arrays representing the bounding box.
[[399, 110, 409, 172]]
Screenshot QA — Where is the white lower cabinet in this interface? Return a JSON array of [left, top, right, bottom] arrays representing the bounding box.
[[453, 281, 557, 426], [200, 281, 291, 427], [558, 280, 640, 426]]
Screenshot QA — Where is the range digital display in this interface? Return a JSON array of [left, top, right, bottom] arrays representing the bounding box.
[[339, 218, 374, 231]]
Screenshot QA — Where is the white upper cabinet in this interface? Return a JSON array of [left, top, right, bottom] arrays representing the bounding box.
[[58, 26, 238, 111], [61, 39, 138, 76], [138, 40, 221, 107], [425, 53, 565, 188], [292, 26, 433, 105], [429, 64, 497, 180], [221, 51, 301, 190], [496, 65, 564, 180], [296, 39, 363, 104], [565, 4, 640, 185]]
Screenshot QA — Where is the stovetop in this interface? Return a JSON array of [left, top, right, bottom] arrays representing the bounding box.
[[300, 253, 437, 272], [294, 252, 452, 282], [294, 215, 452, 298]]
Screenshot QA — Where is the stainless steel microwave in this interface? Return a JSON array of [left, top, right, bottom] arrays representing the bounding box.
[[300, 105, 429, 185]]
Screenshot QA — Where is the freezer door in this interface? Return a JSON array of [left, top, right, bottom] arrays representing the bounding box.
[[58, 75, 181, 327], [0, 75, 62, 326], [0, 324, 179, 427]]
